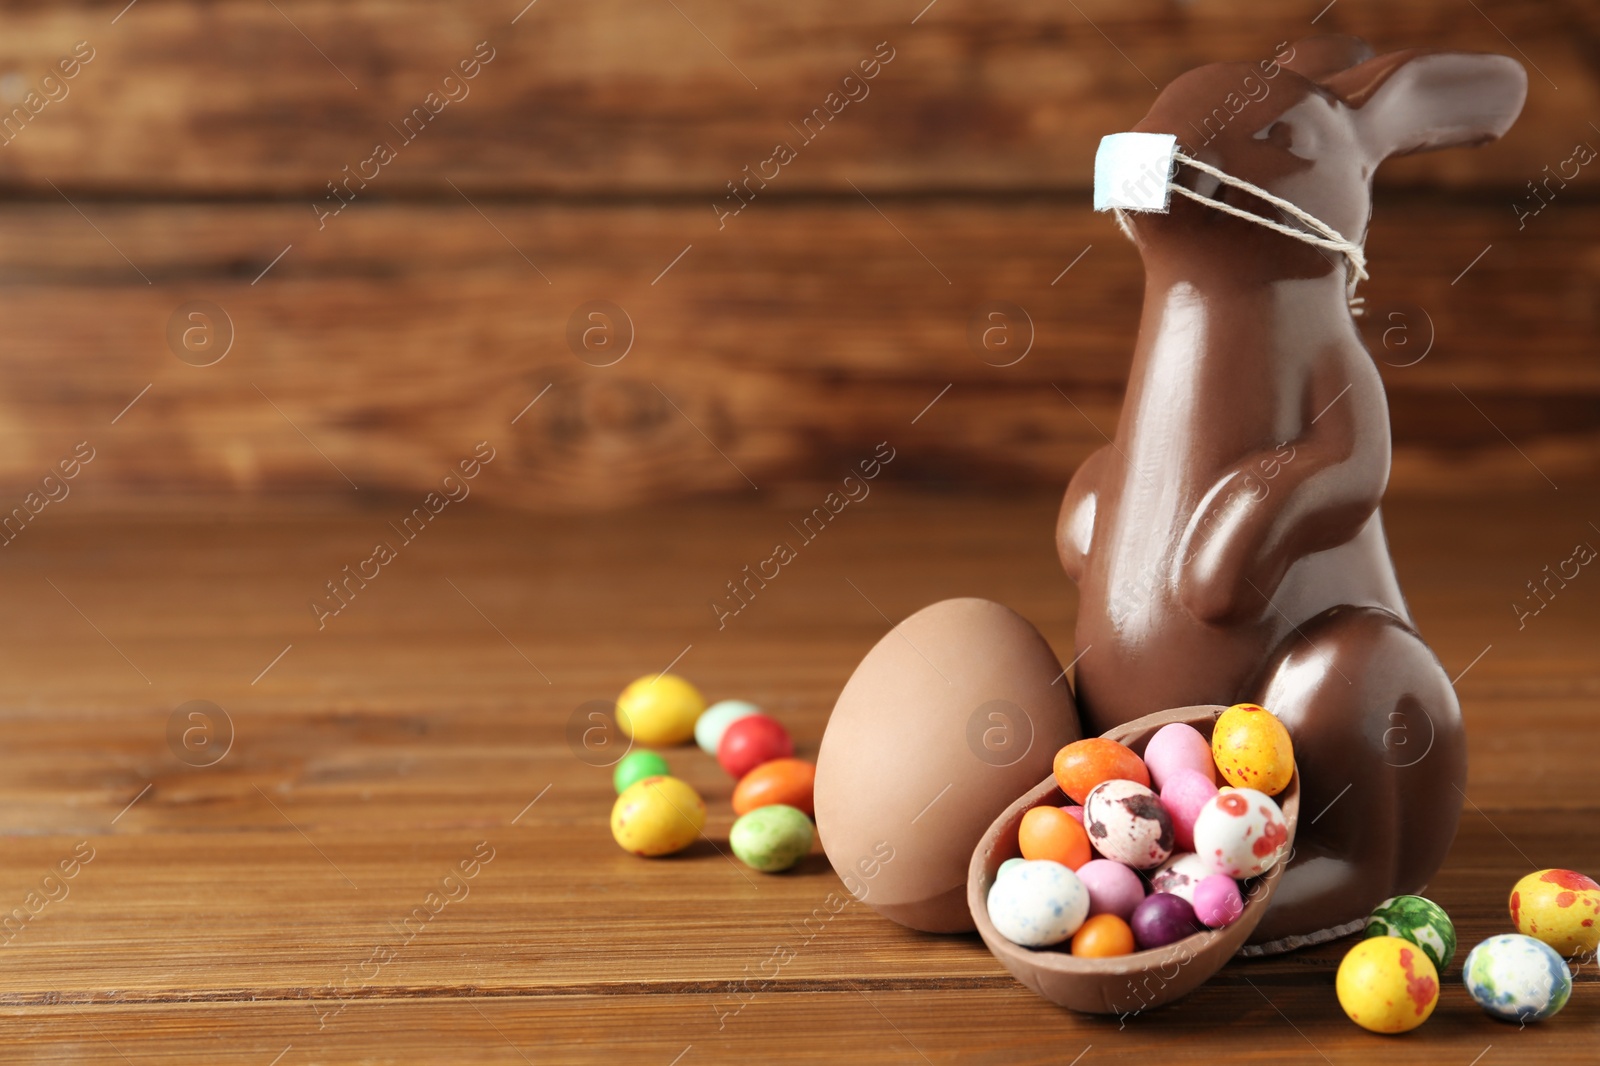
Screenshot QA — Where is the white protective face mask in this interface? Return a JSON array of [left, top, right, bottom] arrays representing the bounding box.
[[1093, 132, 1368, 314]]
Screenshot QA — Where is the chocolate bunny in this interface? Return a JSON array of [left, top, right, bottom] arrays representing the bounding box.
[[1059, 36, 1527, 949]]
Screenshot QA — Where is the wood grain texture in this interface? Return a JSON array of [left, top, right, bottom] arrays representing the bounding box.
[[0, 0, 1592, 509], [0, 0, 1587, 195], [1, 196, 1596, 510], [0, 490, 1593, 1058]]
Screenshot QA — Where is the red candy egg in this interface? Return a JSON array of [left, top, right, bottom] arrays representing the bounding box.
[[718, 714, 793, 778]]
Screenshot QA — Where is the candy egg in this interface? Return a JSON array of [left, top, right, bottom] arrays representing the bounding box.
[[1053, 738, 1150, 804], [997, 857, 1026, 879], [717, 714, 793, 779], [1159, 768, 1218, 852], [1075, 859, 1145, 920], [732, 758, 816, 816], [1192, 788, 1289, 878], [1130, 892, 1201, 950], [730, 804, 814, 873], [1510, 868, 1600, 957], [1071, 913, 1135, 958], [1366, 895, 1457, 973], [986, 860, 1089, 947], [1018, 805, 1092, 870], [610, 775, 706, 857], [1336, 936, 1439, 1033], [1193, 875, 1245, 928], [616, 673, 705, 747], [1142, 722, 1217, 790], [1463, 934, 1571, 1023], [612, 749, 669, 795], [1149, 852, 1214, 905], [1063, 805, 1085, 824], [1083, 779, 1173, 870], [696, 699, 761, 755], [1210, 703, 1294, 796]]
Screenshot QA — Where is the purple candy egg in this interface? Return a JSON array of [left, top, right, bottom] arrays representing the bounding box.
[[1193, 875, 1245, 929], [1160, 768, 1219, 853], [1075, 858, 1146, 920], [1142, 722, 1216, 791], [1130, 892, 1202, 950]]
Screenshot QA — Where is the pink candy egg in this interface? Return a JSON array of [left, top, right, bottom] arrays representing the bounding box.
[[1075, 858, 1146, 920], [1142, 722, 1217, 790], [1062, 805, 1085, 824], [1160, 768, 1219, 852], [1193, 874, 1245, 928]]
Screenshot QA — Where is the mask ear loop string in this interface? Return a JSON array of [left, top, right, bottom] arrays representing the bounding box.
[[1112, 151, 1369, 318]]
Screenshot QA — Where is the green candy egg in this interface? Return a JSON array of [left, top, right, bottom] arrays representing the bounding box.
[[730, 804, 814, 873], [1366, 894, 1457, 972], [613, 750, 670, 795]]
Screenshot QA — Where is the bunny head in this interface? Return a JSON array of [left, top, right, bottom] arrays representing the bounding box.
[[1115, 36, 1527, 292]]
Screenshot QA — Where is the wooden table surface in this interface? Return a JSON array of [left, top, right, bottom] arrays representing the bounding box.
[[0, 486, 1592, 1062]]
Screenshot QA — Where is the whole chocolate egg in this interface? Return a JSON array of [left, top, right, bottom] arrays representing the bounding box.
[[815, 598, 1082, 932]]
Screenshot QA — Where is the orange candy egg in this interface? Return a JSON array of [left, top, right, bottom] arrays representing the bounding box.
[[732, 758, 816, 816], [1053, 738, 1150, 804], [1018, 805, 1092, 870], [1071, 913, 1135, 958]]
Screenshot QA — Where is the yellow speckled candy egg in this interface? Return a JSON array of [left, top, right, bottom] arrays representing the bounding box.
[[1336, 935, 1440, 1034], [610, 775, 706, 856], [1210, 703, 1294, 796], [1511, 869, 1600, 957], [615, 673, 705, 747]]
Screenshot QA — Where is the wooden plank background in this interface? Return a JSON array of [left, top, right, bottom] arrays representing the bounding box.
[[0, 0, 1593, 509]]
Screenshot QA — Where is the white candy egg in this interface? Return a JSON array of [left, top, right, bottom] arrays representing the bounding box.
[[1149, 852, 1215, 904], [1083, 779, 1174, 870], [1192, 788, 1288, 878], [985, 860, 1090, 947]]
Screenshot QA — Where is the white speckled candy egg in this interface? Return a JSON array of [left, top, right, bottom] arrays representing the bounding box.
[[1192, 788, 1289, 878], [1083, 779, 1174, 870], [985, 860, 1090, 947], [1149, 852, 1215, 905]]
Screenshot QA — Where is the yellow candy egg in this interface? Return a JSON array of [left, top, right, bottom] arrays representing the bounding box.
[[1336, 935, 1440, 1034], [1511, 868, 1600, 956], [615, 673, 705, 747], [1210, 703, 1294, 796], [610, 776, 706, 857]]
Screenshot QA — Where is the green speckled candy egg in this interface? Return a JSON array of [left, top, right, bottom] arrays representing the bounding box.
[[1366, 894, 1457, 972], [730, 804, 814, 873]]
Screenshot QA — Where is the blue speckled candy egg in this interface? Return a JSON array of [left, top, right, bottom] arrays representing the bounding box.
[[986, 860, 1089, 947], [1463, 934, 1572, 1023]]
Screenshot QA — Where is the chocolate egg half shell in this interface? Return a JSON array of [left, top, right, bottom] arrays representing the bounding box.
[[815, 598, 1082, 933]]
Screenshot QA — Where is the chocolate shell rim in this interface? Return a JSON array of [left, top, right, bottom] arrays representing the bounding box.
[[965, 704, 1301, 1012]]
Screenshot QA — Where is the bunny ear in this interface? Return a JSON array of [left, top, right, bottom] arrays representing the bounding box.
[[1324, 50, 1528, 159], [1278, 35, 1375, 82]]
